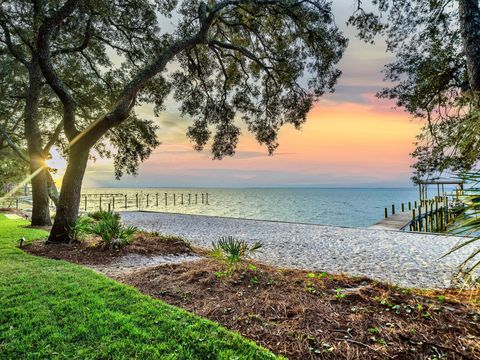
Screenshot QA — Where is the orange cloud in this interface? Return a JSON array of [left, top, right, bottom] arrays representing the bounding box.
[[78, 95, 423, 187]]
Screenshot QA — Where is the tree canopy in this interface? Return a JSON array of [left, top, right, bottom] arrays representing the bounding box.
[[349, 0, 480, 182], [26, 0, 349, 241]]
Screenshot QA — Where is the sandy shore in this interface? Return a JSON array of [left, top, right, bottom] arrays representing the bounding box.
[[121, 211, 478, 289]]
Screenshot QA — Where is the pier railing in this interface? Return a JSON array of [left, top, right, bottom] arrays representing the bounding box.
[[1, 192, 211, 214], [79, 192, 210, 212], [0, 196, 32, 210], [382, 196, 461, 233]]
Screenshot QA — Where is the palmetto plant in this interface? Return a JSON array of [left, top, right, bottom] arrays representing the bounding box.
[[443, 172, 480, 285], [68, 215, 95, 242], [89, 215, 137, 250], [70, 211, 137, 249], [212, 236, 262, 264], [88, 210, 121, 223]]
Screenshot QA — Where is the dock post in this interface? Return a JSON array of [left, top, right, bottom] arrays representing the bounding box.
[[112, 196, 115, 210], [156, 193, 159, 207], [85, 195, 87, 211], [384, 208, 388, 218], [181, 194, 184, 205], [173, 194, 176, 206], [125, 195, 127, 209], [425, 202, 429, 232], [439, 209, 444, 231], [136, 193, 139, 208], [146, 194, 149, 207], [418, 207, 422, 231], [108, 203, 111, 212], [195, 193, 198, 204], [432, 209, 435, 232], [412, 209, 416, 231], [408, 202, 411, 210], [391, 204, 395, 215], [202, 193, 204, 204], [414, 200, 417, 208], [401, 203, 405, 212], [189, 193, 191, 204], [444, 200, 448, 227], [165, 193, 167, 206]]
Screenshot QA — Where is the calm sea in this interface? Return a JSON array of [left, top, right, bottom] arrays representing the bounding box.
[[82, 187, 420, 227]]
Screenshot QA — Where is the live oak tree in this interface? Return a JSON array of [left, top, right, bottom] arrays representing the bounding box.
[[0, 0, 159, 224], [0, 2, 96, 224], [0, 14, 57, 225], [349, 0, 480, 181], [0, 59, 28, 195], [36, 0, 347, 242], [0, 55, 62, 208]]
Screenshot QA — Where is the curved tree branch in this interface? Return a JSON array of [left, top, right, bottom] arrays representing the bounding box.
[[0, 127, 29, 163], [37, 0, 83, 141], [0, 11, 29, 67]]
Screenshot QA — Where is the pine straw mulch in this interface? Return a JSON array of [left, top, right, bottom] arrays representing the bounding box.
[[118, 259, 480, 360], [22, 231, 193, 265]]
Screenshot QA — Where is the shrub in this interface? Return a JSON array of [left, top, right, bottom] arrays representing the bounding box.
[[211, 236, 262, 264], [89, 213, 137, 249], [88, 210, 121, 222], [68, 216, 95, 242]]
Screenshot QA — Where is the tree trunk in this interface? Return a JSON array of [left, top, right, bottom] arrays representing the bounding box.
[[46, 170, 60, 208], [25, 60, 52, 226], [47, 146, 89, 243], [459, 0, 480, 95]]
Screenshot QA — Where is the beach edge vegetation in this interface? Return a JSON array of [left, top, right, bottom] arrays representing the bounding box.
[[0, 214, 279, 359]]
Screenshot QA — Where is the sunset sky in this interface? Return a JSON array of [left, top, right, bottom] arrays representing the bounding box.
[[58, 2, 423, 189]]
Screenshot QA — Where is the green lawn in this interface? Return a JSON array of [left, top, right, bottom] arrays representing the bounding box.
[[0, 215, 277, 359]]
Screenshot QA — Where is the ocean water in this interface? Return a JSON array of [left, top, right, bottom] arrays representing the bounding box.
[[82, 187, 420, 227]]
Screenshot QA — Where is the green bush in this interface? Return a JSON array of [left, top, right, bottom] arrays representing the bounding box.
[[88, 213, 137, 249], [88, 210, 121, 222], [212, 236, 262, 264], [68, 215, 95, 242], [71, 211, 137, 249]]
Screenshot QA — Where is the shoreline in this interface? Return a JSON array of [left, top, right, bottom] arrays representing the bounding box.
[[120, 211, 477, 289]]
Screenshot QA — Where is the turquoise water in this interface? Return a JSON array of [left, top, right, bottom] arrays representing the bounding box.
[[82, 187, 420, 227]]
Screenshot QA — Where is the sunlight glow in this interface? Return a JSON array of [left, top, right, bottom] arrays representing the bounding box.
[[0, 166, 45, 200]]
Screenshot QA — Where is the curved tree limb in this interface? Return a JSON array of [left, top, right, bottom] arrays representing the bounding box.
[[0, 127, 29, 162]]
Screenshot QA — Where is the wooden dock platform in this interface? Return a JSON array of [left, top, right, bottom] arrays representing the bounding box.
[[369, 211, 412, 231]]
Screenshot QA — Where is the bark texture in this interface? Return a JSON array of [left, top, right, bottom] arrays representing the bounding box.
[[459, 0, 480, 95], [25, 60, 52, 226], [47, 146, 89, 242]]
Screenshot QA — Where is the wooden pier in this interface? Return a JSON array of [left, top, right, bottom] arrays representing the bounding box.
[[371, 180, 466, 233], [373, 197, 459, 232], [79, 191, 210, 212], [369, 211, 412, 230]]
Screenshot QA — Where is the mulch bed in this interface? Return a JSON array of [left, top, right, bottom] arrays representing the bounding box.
[[23, 232, 192, 265], [119, 259, 480, 360], [21, 230, 480, 359]]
